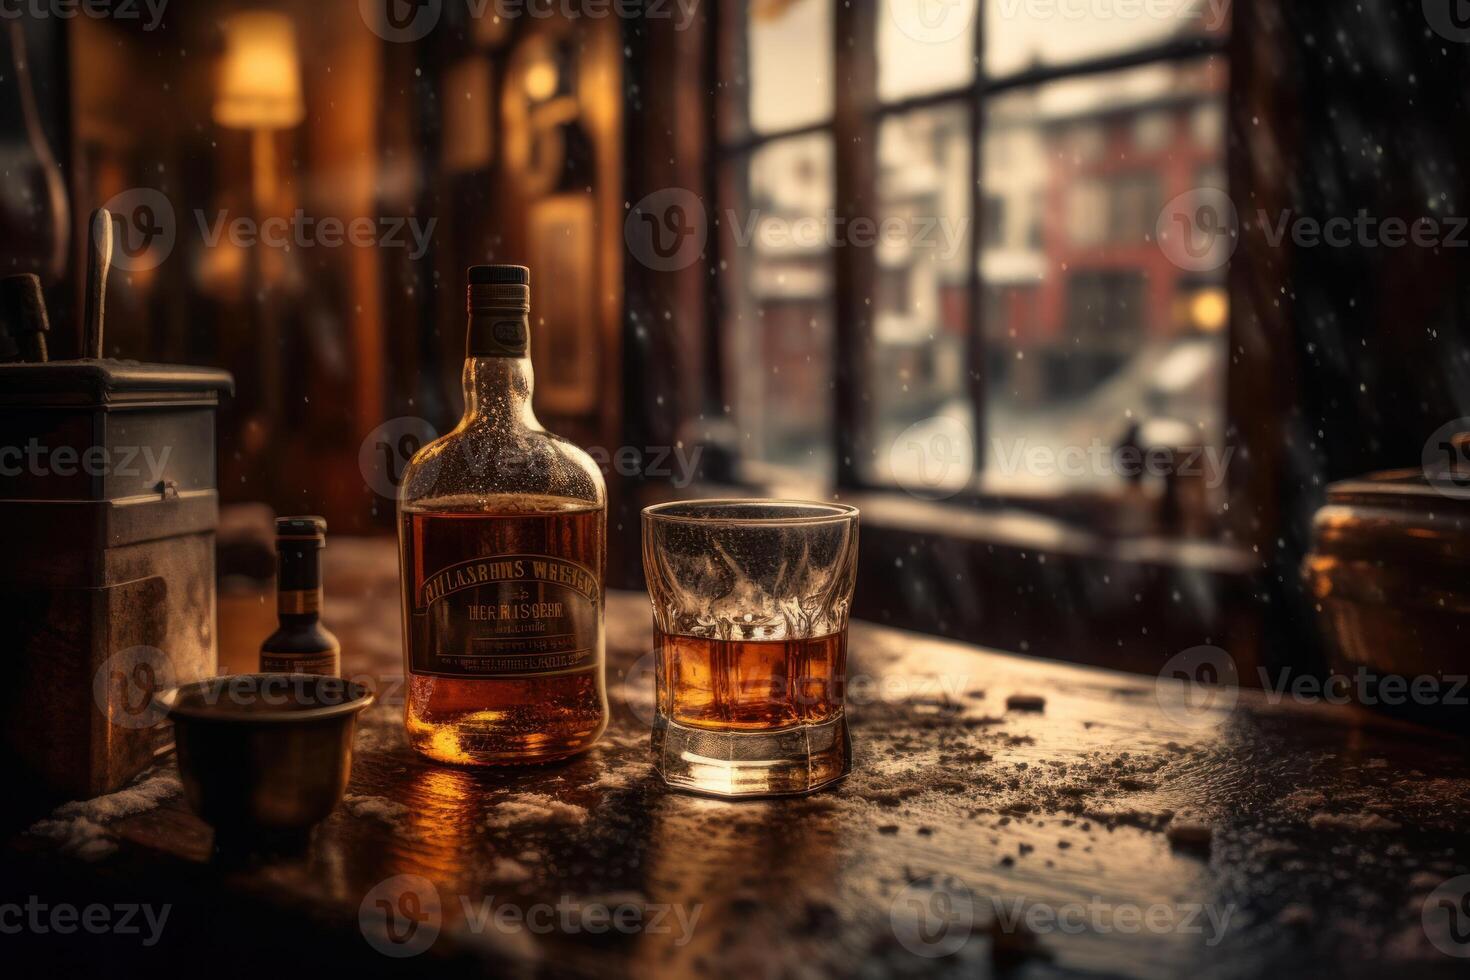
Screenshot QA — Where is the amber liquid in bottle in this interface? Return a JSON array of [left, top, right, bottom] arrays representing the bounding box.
[[401, 495, 606, 763], [656, 629, 847, 731], [396, 265, 608, 765]]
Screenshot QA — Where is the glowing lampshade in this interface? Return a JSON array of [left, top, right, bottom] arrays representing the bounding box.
[[214, 12, 305, 130]]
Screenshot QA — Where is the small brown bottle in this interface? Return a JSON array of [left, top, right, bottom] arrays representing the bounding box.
[[260, 516, 340, 676]]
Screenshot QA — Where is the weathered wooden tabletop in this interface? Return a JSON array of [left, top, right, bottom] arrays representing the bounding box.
[[6, 537, 1469, 979]]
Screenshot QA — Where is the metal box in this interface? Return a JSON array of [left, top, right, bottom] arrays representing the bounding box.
[[0, 359, 233, 799]]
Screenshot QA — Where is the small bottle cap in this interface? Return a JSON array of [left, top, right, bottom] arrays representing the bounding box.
[[468, 264, 529, 286], [276, 515, 327, 541]]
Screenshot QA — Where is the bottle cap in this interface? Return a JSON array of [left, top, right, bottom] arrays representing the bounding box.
[[468, 264, 529, 286], [276, 516, 327, 543], [467, 265, 530, 356]]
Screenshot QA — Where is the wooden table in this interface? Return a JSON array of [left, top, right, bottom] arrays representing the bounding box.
[[6, 537, 1469, 978]]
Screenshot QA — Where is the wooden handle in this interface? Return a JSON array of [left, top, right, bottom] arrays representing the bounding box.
[[84, 207, 113, 359]]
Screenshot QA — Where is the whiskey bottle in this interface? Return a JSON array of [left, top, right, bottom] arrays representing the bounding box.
[[260, 516, 340, 676], [397, 265, 608, 764]]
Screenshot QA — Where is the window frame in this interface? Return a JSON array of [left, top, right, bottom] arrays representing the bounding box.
[[707, 0, 1231, 506]]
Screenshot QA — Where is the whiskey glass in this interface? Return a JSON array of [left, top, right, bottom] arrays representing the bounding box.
[[641, 500, 858, 796]]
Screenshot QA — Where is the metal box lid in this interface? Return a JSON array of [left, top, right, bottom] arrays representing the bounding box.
[[0, 358, 234, 514], [0, 359, 235, 407]]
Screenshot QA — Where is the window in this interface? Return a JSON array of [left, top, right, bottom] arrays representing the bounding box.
[[719, 132, 836, 475], [714, 0, 1230, 504], [716, 0, 838, 477]]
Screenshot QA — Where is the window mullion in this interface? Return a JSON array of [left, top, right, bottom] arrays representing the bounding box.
[[831, 0, 879, 491], [966, 1, 988, 485], [716, 118, 836, 158]]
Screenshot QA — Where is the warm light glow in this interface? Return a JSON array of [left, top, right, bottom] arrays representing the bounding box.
[[214, 12, 305, 130], [443, 57, 494, 173], [523, 57, 558, 103], [1190, 287, 1229, 332]]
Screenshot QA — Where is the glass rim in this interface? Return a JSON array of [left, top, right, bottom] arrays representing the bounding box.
[[642, 497, 859, 527]]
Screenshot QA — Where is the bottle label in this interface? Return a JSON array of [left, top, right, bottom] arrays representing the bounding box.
[[409, 553, 600, 678], [278, 589, 320, 615], [467, 316, 529, 357], [260, 651, 339, 676]]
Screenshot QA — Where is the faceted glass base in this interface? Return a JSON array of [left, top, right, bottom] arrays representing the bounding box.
[[652, 714, 851, 797]]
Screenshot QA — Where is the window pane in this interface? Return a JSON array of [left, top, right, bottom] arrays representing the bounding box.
[[721, 0, 834, 140], [877, 0, 977, 103], [980, 57, 1229, 492], [984, 1, 1229, 77], [719, 134, 836, 478], [863, 104, 975, 492]]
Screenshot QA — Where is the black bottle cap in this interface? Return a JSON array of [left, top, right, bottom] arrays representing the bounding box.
[[466, 265, 531, 356], [276, 516, 327, 542], [468, 264, 530, 286]]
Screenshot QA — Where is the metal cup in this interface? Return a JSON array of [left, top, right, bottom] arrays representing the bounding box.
[[157, 673, 373, 847]]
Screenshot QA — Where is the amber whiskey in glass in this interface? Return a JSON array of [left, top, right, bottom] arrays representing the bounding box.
[[655, 630, 847, 731], [642, 500, 859, 796]]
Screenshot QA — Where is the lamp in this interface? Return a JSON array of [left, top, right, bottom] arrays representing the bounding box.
[[212, 11, 305, 423], [214, 12, 304, 209], [214, 12, 304, 130]]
